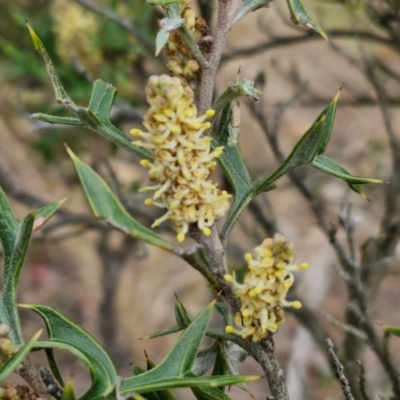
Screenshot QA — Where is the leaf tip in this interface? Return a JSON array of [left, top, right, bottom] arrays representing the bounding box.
[[26, 22, 42, 51]]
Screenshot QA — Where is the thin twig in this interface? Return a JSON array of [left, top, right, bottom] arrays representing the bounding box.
[[356, 361, 372, 400], [326, 338, 354, 400], [222, 30, 396, 64]]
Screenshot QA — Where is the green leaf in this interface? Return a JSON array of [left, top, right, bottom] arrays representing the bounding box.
[[3, 212, 35, 344], [311, 155, 385, 199], [211, 343, 226, 392], [121, 301, 258, 394], [285, 0, 328, 40], [141, 324, 182, 340], [215, 105, 274, 242], [191, 385, 232, 400], [86, 80, 151, 160], [314, 89, 341, 156], [22, 304, 117, 400], [0, 329, 42, 384], [33, 199, 66, 232], [0, 186, 19, 268], [66, 146, 173, 251], [27, 24, 149, 160], [31, 113, 83, 127], [140, 295, 192, 340], [145, 354, 178, 400], [174, 295, 192, 328], [260, 117, 326, 188], [385, 326, 400, 337], [26, 22, 72, 104]]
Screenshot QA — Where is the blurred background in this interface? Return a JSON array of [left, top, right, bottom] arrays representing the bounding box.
[[0, 0, 400, 399]]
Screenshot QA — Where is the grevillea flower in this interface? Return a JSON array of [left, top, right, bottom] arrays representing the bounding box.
[[164, 5, 211, 78], [131, 75, 231, 242], [224, 234, 308, 342]]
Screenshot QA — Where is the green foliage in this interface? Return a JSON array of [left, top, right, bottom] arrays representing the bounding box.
[[23, 304, 117, 400], [66, 146, 172, 250], [121, 300, 258, 395], [0, 187, 63, 345]]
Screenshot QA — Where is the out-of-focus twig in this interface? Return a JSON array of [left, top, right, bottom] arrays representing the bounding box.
[[356, 361, 372, 400], [326, 338, 355, 400]]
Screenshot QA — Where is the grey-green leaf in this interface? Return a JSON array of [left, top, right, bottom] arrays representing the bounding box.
[[3, 212, 35, 344], [26, 22, 72, 103], [122, 301, 258, 394], [311, 155, 385, 199], [215, 105, 271, 242], [0, 186, 19, 268], [33, 199, 66, 232], [30, 114, 83, 127], [285, 0, 328, 40], [260, 117, 326, 188], [86, 80, 151, 160], [66, 146, 173, 251], [28, 24, 149, 160]]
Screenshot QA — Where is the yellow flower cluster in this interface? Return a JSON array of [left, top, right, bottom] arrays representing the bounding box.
[[0, 325, 15, 365], [51, 0, 102, 76], [131, 75, 231, 242], [165, 3, 211, 78], [224, 234, 308, 342]]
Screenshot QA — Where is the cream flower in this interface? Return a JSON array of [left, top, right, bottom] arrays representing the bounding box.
[[131, 75, 231, 242], [224, 234, 308, 342]]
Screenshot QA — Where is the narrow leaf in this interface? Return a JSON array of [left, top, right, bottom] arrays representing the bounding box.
[[285, 0, 328, 40], [122, 302, 258, 394], [3, 212, 35, 344], [31, 113, 83, 126], [211, 342, 227, 392], [385, 326, 400, 337], [26, 22, 72, 103], [311, 155, 385, 199], [28, 26, 149, 160], [0, 186, 19, 268], [140, 325, 182, 340], [174, 295, 192, 327], [33, 199, 66, 232], [86, 80, 151, 160], [260, 116, 326, 188], [22, 304, 117, 400], [312, 155, 384, 185], [215, 105, 269, 241], [66, 147, 173, 251], [0, 330, 42, 384], [315, 89, 341, 156], [145, 354, 177, 400], [192, 385, 232, 400]]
